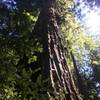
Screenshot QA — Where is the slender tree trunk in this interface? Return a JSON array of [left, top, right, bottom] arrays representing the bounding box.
[[70, 51, 88, 99], [33, 0, 82, 99]]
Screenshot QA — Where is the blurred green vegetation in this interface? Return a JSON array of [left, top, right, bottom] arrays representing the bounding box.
[[0, 0, 100, 99]]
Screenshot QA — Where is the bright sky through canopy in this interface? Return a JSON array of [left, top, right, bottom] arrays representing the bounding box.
[[75, 0, 100, 36], [74, 0, 100, 75], [83, 7, 100, 35]]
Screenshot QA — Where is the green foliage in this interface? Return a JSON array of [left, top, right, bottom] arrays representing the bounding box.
[[0, 69, 49, 100], [0, 0, 99, 99], [0, 1, 48, 100], [57, 1, 100, 99]]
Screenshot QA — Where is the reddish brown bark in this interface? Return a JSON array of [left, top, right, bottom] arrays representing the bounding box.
[[33, 0, 83, 99]]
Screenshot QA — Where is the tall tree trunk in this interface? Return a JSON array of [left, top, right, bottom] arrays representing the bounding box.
[[33, 0, 82, 99], [70, 51, 88, 99]]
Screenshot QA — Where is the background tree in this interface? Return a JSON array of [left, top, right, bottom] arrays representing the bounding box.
[[0, 0, 99, 100]]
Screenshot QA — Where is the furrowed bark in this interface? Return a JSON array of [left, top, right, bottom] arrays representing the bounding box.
[[33, 0, 83, 99]]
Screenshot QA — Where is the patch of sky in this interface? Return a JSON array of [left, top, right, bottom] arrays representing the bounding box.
[[73, 0, 100, 78], [0, 0, 16, 10], [74, 0, 100, 36]]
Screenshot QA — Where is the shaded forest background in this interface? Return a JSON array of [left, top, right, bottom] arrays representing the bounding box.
[[0, 0, 100, 100]]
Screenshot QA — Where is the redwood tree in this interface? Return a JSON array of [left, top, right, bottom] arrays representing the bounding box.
[[33, 0, 83, 99]]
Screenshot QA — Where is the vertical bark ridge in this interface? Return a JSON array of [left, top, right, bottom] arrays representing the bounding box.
[[33, 0, 83, 99]]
